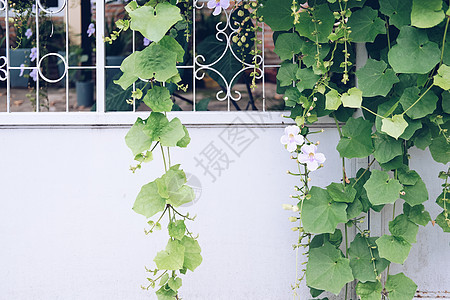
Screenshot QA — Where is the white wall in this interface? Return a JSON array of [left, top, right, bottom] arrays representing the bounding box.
[[0, 121, 448, 299]]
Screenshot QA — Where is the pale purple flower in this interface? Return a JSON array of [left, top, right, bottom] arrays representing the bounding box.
[[19, 64, 25, 77], [281, 125, 304, 152], [143, 37, 151, 46], [30, 68, 38, 82], [87, 23, 95, 37], [30, 47, 37, 62], [297, 144, 326, 172], [207, 0, 230, 16], [25, 28, 32, 39]]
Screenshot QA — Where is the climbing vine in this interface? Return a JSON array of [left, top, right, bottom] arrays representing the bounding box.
[[261, 0, 450, 299]]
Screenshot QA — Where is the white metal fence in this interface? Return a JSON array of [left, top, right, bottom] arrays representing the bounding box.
[[0, 0, 283, 121]]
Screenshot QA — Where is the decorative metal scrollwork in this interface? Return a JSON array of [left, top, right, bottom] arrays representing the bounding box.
[[194, 2, 264, 102], [0, 56, 7, 81]]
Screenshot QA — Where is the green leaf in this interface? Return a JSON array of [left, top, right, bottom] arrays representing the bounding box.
[[306, 242, 354, 295], [429, 135, 450, 164], [159, 273, 169, 286], [376, 234, 411, 264], [434, 64, 450, 90], [403, 203, 431, 226], [398, 167, 420, 185], [347, 197, 364, 219], [277, 62, 298, 87], [115, 43, 179, 89], [373, 132, 403, 164], [295, 4, 335, 43], [385, 273, 417, 300], [341, 87, 363, 108], [296, 67, 320, 92], [284, 87, 302, 108], [168, 277, 182, 292], [364, 170, 402, 206], [300, 41, 331, 68], [348, 234, 389, 282], [160, 117, 186, 147], [336, 117, 374, 158], [442, 91, 450, 114], [310, 230, 343, 249], [411, 0, 445, 28], [435, 211, 450, 232], [399, 116, 422, 140], [143, 112, 169, 141], [389, 214, 419, 244], [347, 7, 386, 42], [325, 89, 341, 110], [400, 87, 438, 119], [259, 0, 294, 31], [143, 86, 173, 112], [125, 118, 153, 156], [159, 35, 185, 63], [302, 187, 348, 234], [154, 239, 185, 270], [436, 191, 450, 209], [133, 181, 166, 218], [274, 33, 303, 61], [129, 2, 182, 43], [168, 220, 186, 240], [412, 126, 432, 150], [379, 0, 412, 29], [356, 281, 383, 300], [176, 126, 191, 148], [181, 236, 202, 271], [381, 114, 409, 139], [401, 178, 428, 206], [167, 185, 195, 207], [379, 155, 405, 171], [356, 59, 399, 97], [326, 182, 357, 203], [156, 286, 177, 300], [388, 26, 441, 74]]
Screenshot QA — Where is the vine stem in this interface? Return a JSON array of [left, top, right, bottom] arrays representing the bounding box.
[[160, 144, 168, 172], [333, 113, 349, 300], [402, 84, 434, 116], [361, 105, 384, 119], [440, 15, 450, 66], [352, 158, 376, 187]]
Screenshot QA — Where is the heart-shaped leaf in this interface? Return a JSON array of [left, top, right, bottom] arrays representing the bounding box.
[[381, 114, 408, 139], [130, 2, 182, 43]]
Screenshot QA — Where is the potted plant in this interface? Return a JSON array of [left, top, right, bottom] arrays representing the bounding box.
[[9, 0, 34, 88]]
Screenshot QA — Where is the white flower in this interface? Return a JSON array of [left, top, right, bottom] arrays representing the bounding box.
[[207, 0, 230, 16], [143, 37, 151, 46], [19, 64, 25, 77], [281, 125, 305, 152], [25, 28, 32, 39], [87, 23, 95, 37], [297, 144, 326, 171], [29, 47, 37, 62], [30, 69, 38, 82]]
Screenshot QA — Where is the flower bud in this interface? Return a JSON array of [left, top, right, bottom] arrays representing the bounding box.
[[289, 217, 297, 222], [282, 204, 293, 210], [291, 227, 299, 231], [292, 205, 300, 212]]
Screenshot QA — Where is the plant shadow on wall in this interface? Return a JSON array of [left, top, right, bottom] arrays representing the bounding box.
[[260, 0, 450, 299]]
